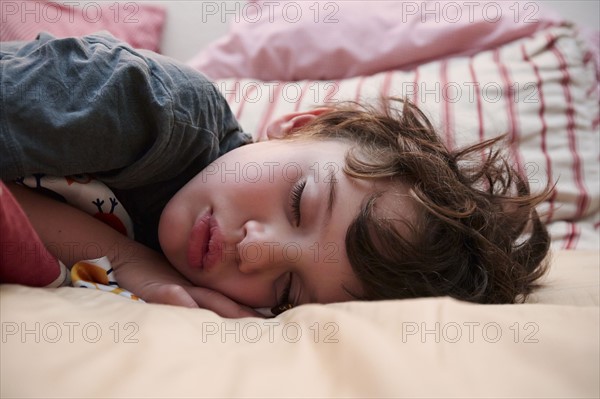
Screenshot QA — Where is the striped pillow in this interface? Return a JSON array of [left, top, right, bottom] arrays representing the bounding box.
[[215, 25, 599, 250]]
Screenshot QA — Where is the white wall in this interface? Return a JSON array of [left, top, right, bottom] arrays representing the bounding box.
[[539, 0, 599, 29], [145, 1, 599, 61], [147, 1, 237, 61]]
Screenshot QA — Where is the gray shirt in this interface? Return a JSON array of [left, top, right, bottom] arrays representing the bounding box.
[[0, 32, 251, 250]]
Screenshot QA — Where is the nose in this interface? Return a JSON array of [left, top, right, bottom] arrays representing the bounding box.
[[237, 220, 286, 274]]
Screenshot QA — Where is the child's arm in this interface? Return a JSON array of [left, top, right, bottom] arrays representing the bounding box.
[[6, 182, 260, 318]]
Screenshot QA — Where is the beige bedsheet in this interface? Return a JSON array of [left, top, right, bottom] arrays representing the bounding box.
[[1, 250, 598, 398]]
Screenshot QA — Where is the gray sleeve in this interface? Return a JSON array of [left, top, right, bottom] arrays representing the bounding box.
[[0, 31, 250, 188]]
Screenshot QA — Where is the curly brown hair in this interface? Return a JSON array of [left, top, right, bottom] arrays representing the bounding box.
[[286, 97, 551, 304]]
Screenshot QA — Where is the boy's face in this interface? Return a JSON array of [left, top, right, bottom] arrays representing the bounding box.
[[159, 139, 390, 309]]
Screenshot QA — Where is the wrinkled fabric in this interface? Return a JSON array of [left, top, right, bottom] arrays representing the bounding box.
[[0, 31, 251, 250]]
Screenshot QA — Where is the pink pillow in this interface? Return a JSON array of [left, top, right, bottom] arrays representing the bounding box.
[[0, 1, 166, 52], [188, 0, 562, 80]]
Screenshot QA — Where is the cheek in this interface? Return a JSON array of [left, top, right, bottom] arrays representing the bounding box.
[[158, 173, 215, 268], [211, 177, 279, 215], [159, 197, 193, 267]]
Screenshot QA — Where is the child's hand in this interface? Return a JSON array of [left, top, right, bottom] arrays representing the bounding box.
[[143, 283, 264, 319], [6, 181, 264, 319]]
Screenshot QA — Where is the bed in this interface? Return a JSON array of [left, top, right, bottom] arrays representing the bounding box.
[[1, 1, 599, 398]]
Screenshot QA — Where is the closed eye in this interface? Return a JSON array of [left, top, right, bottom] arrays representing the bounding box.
[[290, 178, 306, 227], [271, 272, 294, 315], [280, 272, 292, 305]]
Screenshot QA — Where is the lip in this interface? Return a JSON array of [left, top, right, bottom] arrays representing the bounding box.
[[204, 221, 225, 272], [187, 210, 227, 272], [187, 210, 212, 269]]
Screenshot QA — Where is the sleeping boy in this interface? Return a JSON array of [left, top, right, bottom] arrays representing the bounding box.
[[0, 32, 551, 318]]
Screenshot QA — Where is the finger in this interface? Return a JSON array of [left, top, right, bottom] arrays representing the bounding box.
[[184, 286, 264, 318], [148, 284, 199, 308]]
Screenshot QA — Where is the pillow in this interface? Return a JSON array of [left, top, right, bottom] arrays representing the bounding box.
[[0, 1, 166, 52], [214, 25, 600, 250], [188, 0, 561, 80], [527, 250, 599, 306]]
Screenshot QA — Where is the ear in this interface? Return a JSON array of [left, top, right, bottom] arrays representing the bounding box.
[[257, 107, 333, 142]]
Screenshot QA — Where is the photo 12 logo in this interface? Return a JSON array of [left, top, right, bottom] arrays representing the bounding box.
[[1, 2, 140, 24], [401, 321, 540, 344], [200, 1, 340, 24], [201, 320, 340, 343], [2, 321, 139, 344], [398, 1, 541, 24]]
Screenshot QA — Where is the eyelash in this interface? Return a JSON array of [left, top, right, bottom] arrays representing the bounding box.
[[272, 272, 294, 315], [290, 179, 306, 227], [282, 273, 293, 303], [272, 179, 305, 315]]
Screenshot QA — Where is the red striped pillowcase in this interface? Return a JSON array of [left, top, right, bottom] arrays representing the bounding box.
[[216, 26, 599, 250]]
